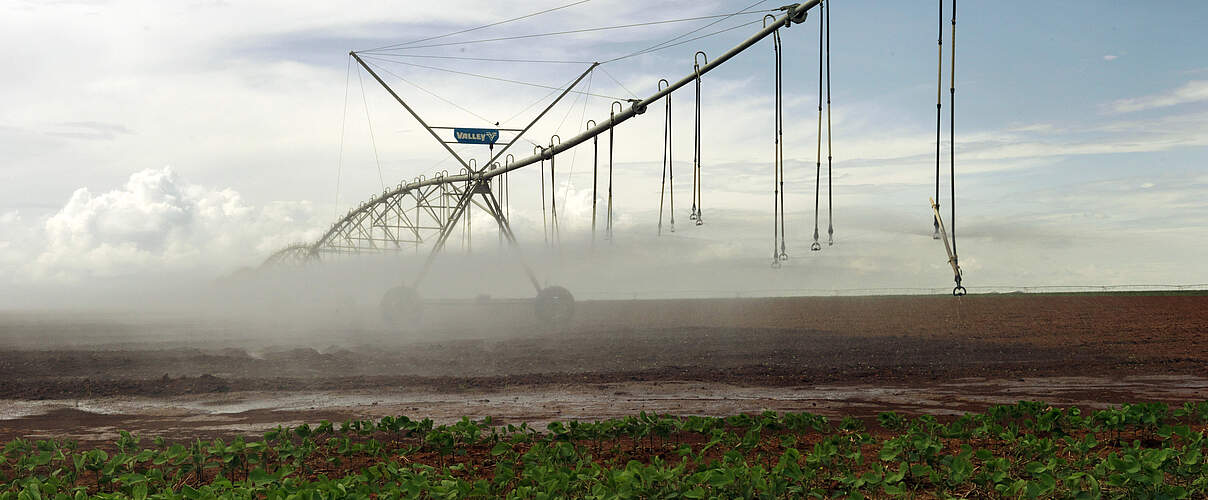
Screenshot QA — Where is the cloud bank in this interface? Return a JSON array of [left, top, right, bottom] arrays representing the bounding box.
[[1111, 80, 1208, 113], [17, 167, 321, 282]]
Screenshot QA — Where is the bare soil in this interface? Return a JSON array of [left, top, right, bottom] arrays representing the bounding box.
[[1, 293, 1205, 444]]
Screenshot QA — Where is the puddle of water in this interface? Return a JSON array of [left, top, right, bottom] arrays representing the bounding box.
[[2, 375, 1206, 442]]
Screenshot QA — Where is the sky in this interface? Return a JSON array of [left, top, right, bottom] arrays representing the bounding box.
[[1, 0, 1206, 306]]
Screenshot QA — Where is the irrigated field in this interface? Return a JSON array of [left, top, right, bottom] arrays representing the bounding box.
[[1, 293, 1207, 497], [0, 293, 1205, 443]]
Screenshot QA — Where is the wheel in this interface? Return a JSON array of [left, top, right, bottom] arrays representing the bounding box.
[[534, 286, 575, 324], [380, 286, 423, 327]]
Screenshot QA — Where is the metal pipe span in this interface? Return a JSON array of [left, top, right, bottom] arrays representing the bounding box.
[[307, 2, 818, 254], [485, 1, 818, 178], [352, 1, 817, 188]]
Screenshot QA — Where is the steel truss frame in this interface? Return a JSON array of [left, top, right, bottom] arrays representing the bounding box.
[[263, 1, 820, 292]]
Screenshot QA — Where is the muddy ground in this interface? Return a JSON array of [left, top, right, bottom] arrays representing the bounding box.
[[1, 293, 1205, 444]]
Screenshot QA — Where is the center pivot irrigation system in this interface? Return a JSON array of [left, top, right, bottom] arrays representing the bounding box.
[[262, 0, 967, 326]]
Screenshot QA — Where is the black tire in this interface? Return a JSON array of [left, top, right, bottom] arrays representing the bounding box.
[[534, 285, 575, 324], [380, 286, 423, 327]]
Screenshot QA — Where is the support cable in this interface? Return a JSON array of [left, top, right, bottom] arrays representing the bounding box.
[[605, 19, 766, 64], [362, 0, 593, 52], [364, 61, 498, 126], [365, 53, 594, 65], [691, 51, 707, 226], [657, 79, 674, 236], [605, 0, 769, 63], [365, 9, 777, 53], [825, 0, 834, 247], [554, 73, 593, 214], [600, 68, 638, 99], [500, 72, 584, 126], [811, 2, 824, 252], [334, 56, 352, 219], [360, 56, 626, 101], [357, 66, 387, 190]]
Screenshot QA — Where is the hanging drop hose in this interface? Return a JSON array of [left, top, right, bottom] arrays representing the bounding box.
[[933, 0, 943, 240], [549, 135, 561, 246], [608, 101, 622, 241], [505, 154, 514, 220], [765, 15, 783, 268], [537, 145, 548, 247], [463, 164, 474, 253], [929, 0, 965, 297], [693, 51, 708, 226], [494, 161, 503, 250], [658, 79, 672, 236], [586, 120, 597, 246], [689, 67, 698, 222], [811, 1, 823, 252], [776, 27, 787, 261], [668, 88, 676, 232], [950, 0, 964, 296], [824, 0, 834, 247]]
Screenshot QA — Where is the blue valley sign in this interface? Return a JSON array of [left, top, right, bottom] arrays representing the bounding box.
[[453, 128, 500, 145]]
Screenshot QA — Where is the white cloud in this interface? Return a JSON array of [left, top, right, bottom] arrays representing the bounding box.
[[1111, 80, 1208, 113], [30, 167, 322, 281], [1102, 54, 1118, 61]]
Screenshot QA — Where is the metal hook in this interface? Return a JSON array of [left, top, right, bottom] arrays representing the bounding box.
[[780, 251, 789, 261], [762, 14, 777, 28], [611, 100, 624, 117], [811, 241, 822, 251], [549, 134, 561, 147], [953, 286, 967, 296], [658, 78, 670, 92], [694, 51, 708, 75], [585, 119, 596, 130], [504, 154, 514, 166]]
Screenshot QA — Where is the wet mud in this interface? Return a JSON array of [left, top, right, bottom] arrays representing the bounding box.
[[1, 294, 1205, 444]]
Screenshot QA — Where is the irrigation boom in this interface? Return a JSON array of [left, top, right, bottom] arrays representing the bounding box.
[[259, 1, 877, 326]]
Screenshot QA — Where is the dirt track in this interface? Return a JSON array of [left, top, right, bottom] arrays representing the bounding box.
[[1, 293, 1206, 443]]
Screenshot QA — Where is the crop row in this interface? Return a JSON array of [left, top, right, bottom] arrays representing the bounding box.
[[2, 400, 1208, 498]]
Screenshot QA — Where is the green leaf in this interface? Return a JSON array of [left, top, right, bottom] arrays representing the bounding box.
[[882, 482, 907, 496]]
